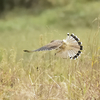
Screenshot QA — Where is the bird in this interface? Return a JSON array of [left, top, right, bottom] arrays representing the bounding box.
[[24, 33, 83, 59]]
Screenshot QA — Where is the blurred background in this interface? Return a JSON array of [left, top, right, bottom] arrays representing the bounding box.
[[0, 0, 100, 57], [0, 0, 100, 54], [0, 1, 100, 100]]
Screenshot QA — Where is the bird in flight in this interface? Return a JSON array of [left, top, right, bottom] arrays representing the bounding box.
[[24, 33, 83, 59]]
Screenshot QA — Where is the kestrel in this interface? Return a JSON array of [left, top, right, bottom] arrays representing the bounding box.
[[24, 33, 83, 59]]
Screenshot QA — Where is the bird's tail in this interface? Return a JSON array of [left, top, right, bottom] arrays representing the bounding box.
[[56, 33, 83, 59]]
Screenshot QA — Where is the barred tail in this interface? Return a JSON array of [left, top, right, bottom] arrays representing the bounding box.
[[68, 33, 83, 59], [56, 33, 83, 59]]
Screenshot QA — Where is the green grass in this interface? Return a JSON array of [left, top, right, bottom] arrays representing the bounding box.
[[0, 1, 100, 100]]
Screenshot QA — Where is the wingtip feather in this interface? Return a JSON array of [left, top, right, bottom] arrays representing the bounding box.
[[23, 50, 32, 53]]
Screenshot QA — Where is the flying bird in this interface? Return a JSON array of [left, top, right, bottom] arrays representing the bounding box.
[[24, 33, 83, 59]]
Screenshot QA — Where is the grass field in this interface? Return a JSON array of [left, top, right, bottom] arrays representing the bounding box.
[[0, 1, 100, 100]]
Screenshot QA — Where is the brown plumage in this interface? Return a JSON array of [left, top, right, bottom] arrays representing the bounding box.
[[24, 33, 83, 59]]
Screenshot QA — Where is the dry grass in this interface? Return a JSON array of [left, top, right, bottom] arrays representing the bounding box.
[[0, 27, 100, 100], [0, 3, 100, 99]]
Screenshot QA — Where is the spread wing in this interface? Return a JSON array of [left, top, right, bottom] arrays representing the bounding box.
[[24, 40, 63, 53]]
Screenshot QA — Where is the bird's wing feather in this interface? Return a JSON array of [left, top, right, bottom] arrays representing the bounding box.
[[24, 40, 63, 52], [34, 40, 63, 51]]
